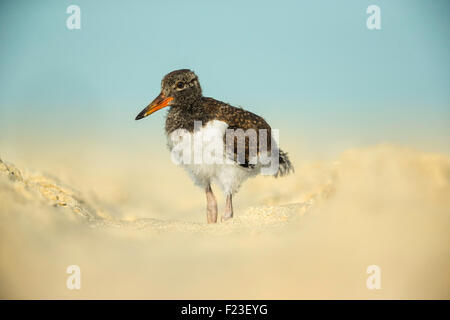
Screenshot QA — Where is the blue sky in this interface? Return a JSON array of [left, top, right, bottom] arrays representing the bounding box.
[[0, 0, 449, 154]]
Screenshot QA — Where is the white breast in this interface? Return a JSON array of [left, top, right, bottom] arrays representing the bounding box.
[[167, 120, 260, 195]]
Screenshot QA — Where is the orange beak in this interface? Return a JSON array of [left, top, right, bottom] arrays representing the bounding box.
[[135, 93, 174, 120]]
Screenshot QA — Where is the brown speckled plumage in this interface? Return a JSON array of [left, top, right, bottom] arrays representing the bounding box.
[[166, 97, 271, 134], [166, 97, 276, 169]]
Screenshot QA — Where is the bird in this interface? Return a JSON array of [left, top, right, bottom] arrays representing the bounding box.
[[135, 69, 293, 223]]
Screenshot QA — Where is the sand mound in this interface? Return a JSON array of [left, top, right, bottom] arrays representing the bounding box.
[[0, 157, 316, 234]]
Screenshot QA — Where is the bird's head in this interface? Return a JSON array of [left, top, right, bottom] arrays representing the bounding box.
[[135, 69, 202, 120]]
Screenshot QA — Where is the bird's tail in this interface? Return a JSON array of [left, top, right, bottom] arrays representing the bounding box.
[[275, 149, 294, 178]]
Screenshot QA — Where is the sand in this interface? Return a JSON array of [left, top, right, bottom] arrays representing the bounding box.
[[0, 144, 449, 299]]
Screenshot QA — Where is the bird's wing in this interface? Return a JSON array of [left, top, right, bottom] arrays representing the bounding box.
[[218, 104, 272, 168]]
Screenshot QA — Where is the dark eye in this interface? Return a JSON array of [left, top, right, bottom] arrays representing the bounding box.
[[176, 81, 184, 89]]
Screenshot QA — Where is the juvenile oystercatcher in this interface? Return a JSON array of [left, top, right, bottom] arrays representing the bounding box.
[[135, 69, 293, 223]]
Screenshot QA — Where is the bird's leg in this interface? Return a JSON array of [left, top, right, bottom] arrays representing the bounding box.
[[222, 194, 234, 222], [205, 184, 218, 223]]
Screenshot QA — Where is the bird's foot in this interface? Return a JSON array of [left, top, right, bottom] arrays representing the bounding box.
[[221, 213, 233, 222]]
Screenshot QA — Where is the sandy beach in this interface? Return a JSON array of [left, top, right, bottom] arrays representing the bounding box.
[[1, 143, 449, 299]]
